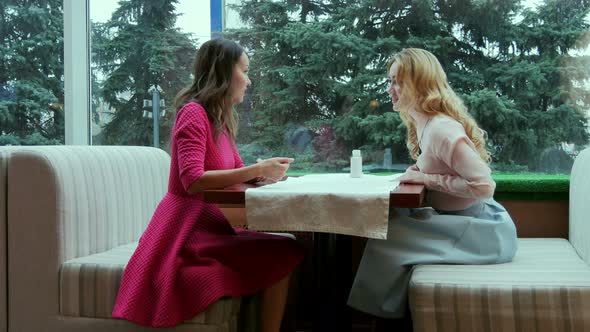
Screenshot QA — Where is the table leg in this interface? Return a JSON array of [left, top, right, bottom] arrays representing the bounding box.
[[312, 232, 352, 331]]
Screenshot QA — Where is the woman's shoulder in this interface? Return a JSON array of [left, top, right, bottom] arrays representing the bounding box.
[[430, 115, 465, 136], [176, 101, 208, 123], [426, 115, 468, 149], [178, 101, 206, 116], [431, 114, 462, 127]]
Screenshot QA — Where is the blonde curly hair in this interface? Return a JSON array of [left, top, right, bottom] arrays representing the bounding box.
[[388, 48, 491, 163]]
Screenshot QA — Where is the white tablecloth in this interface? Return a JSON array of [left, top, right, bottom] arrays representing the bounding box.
[[245, 173, 401, 239]]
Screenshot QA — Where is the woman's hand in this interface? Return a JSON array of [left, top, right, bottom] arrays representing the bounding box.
[[406, 164, 420, 172], [244, 176, 266, 184], [399, 169, 426, 184], [256, 157, 294, 182]]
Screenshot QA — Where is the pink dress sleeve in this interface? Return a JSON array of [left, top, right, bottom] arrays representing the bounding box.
[[174, 104, 209, 192], [423, 121, 496, 199], [232, 141, 244, 168]]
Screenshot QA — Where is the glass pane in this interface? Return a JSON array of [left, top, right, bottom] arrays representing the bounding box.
[[90, 0, 204, 149], [0, 0, 65, 146], [224, 0, 590, 175], [87, 0, 590, 175]]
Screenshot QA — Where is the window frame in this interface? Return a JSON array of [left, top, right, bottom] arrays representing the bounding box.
[[64, 0, 91, 145]]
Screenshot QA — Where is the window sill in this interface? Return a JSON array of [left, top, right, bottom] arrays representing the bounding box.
[[494, 175, 569, 201]]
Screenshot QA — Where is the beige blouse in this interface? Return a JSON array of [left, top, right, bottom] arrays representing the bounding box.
[[411, 111, 496, 211]]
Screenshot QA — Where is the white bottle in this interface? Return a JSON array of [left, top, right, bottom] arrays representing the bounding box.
[[350, 149, 363, 178]]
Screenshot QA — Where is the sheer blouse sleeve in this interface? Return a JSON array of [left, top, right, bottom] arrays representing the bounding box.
[[422, 121, 496, 199]]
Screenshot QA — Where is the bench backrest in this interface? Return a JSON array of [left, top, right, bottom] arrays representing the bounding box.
[[570, 147, 590, 265]]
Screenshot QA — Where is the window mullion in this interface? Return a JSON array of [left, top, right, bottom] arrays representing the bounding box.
[[64, 0, 90, 145]]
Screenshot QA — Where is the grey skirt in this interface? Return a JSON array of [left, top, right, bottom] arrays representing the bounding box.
[[347, 198, 518, 318]]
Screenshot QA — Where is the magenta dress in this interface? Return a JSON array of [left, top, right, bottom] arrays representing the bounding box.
[[112, 102, 304, 327]]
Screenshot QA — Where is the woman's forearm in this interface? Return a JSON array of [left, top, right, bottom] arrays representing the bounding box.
[[423, 173, 495, 199], [187, 164, 261, 194]]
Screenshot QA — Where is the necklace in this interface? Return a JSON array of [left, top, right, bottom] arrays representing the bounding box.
[[418, 117, 432, 145]]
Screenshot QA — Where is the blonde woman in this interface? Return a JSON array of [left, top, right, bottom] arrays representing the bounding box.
[[348, 48, 518, 320]]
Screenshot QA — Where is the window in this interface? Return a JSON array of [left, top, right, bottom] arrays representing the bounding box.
[[0, 0, 64, 145], [89, 0, 206, 147], [6, 0, 589, 175], [223, 0, 590, 174]]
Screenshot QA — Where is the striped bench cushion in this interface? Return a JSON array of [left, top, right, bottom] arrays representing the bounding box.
[[59, 242, 241, 324], [410, 238, 590, 332]]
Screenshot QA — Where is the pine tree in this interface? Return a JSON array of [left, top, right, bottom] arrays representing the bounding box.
[[231, 0, 590, 171], [91, 0, 195, 146], [467, 0, 590, 169], [0, 0, 64, 145]]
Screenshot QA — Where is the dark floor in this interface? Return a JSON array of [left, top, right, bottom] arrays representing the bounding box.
[[284, 309, 413, 332], [278, 233, 414, 332]]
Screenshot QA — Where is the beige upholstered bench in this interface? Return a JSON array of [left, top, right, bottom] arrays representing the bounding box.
[[2, 146, 243, 332], [59, 242, 241, 327], [409, 147, 590, 331]]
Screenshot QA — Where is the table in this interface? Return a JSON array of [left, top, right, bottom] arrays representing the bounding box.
[[204, 182, 425, 208], [203, 180, 426, 330]]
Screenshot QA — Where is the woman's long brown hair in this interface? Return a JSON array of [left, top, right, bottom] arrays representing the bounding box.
[[174, 39, 243, 139]]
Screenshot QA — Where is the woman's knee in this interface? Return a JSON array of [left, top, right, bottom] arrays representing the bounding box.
[[495, 223, 518, 263]]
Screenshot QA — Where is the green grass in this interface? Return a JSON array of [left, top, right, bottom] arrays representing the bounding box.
[[492, 173, 569, 192], [492, 173, 569, 201]]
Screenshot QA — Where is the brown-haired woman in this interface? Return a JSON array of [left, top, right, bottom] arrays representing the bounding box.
[[113, 39, 304, 332]]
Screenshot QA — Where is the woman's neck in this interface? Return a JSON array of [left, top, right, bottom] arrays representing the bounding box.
[[409, 109, 432, 130]]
